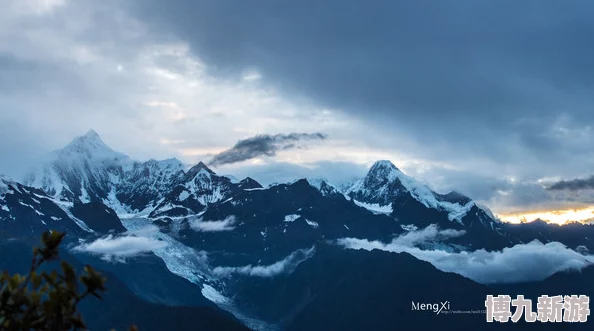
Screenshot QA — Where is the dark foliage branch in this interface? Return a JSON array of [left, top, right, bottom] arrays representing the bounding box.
[[0, 231, 136, 331]]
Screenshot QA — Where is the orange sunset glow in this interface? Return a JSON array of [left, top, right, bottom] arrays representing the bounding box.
[[497, 207, 594, 225]]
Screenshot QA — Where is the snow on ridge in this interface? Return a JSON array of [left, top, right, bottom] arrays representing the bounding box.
[[80, 184, 91, 203], [383, 166, 476, 222], [18, 201, 36, 209], [103, 187, 134, 217], [244, 187, 266, 191], [305, 219, 319, 229], [201, 285, 230, 304], [306, 178, 343, 196], [348, 160, 476, 222], [283, 214, 300, 222], [477, 204, 501, 223], [195, 189, 224, 205], [178, 190, 191, 201], [398, 172, 475, 222], [306, 178, 328, 191], [51, 198, 93, 232], [442, 201, 475, 223], [152, 158, 184, 170], [184, 173, 226, 205], [352, 200, 393, 214], [152, 203, 188, 215]]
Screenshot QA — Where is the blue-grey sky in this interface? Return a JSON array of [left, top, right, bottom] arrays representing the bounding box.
[[1, 0, 594, 217]]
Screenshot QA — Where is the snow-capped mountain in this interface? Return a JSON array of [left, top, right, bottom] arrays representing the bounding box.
[[345, 161, 472, 221], [305, 178, 343, 197], [149, 162, 263, 219], [23, 131, 262, 218], [115, 158, 186, 212], [0, 175, 92, 236], [24, 130, 134, 203], [345, 160, 499, 228], [21, 132, 508, 248]]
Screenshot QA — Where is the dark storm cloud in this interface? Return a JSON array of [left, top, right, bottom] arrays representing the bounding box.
[[209, 133, 328, 166], [548, 176, 594, 191], [129, 0, 594, 143]]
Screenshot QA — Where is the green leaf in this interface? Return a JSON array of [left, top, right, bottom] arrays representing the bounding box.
[[9, 274, 21, 288], [61, 261, 76, 284], [31, 271, 41, 290]]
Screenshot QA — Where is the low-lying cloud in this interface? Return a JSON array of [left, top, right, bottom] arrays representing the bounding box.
[[337, 225, 594, 284], [209, 133, 328, 166], [190, 215, 237, 232], [74, 234, 167, 260], [391, 224, 466, 246], [213, 247, 315, 277], [548, 175, 594, 191]]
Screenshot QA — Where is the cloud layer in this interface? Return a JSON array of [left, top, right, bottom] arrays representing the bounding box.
[[209, 133, 328, 166], [190, 215, 237, 232], [74, 234, 167, 259], [337, 225, 594, 284], [213, 247, 315, 277], [548, 176, 594, 191]]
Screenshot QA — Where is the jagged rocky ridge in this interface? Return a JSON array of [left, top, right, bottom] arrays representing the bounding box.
[[19, 131, 509, 249], [24, 130, 263, 219]]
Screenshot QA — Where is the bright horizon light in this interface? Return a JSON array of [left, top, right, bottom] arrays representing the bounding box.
[[497, 206, 594, 225]]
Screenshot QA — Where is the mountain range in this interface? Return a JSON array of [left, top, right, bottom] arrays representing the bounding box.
[[1, 130, 593, 330]]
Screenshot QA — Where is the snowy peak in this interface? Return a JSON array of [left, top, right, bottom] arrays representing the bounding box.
[[21, 131, 499, 233], [149, 161, 246, 218], [186, 161, 216, 179], [306, 178, 341, 196], [360, 160, 406, 190], [59, 130, 128, 162], [346, 160, 488, 225], [24, 130, 134, 202], [85, 129, 100, 138], [306, 178, 330, 191], [368, 160, 400, 175], [238, 177, 262, 190], [83, 129, 101, 140], [345, 160, 409, 205]]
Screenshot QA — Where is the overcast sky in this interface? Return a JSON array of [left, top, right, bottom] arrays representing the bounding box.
[[1, 0, 594, 217]]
